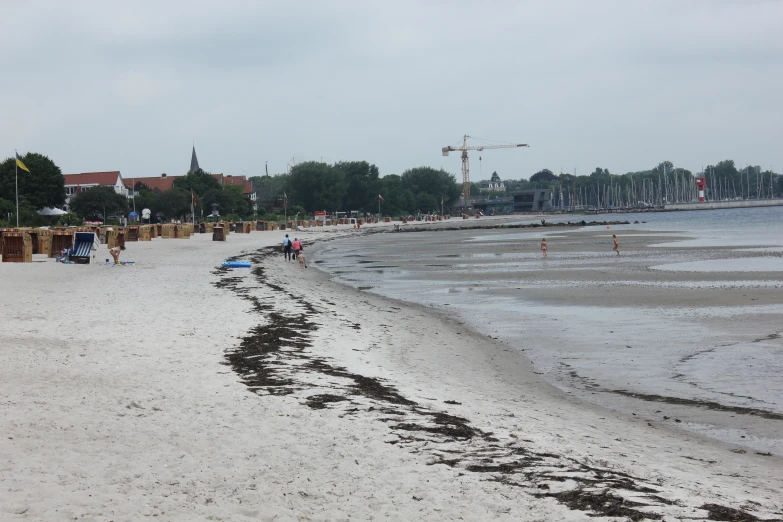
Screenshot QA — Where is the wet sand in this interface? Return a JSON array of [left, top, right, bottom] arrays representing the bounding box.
[[314, 225, 783, 454]]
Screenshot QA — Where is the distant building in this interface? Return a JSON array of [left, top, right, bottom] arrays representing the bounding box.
[[129, 173, 176, 193], [123, 147, 257, 212], [127, 172, 257, 212], [511, 189, 552, 212], [189, 146, 200, 174], [63, 171, 128, 210], [473, 196, 514, 214], [478, 181, 506, 193]]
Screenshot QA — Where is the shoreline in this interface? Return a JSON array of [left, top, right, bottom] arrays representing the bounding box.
[[314, 222, 783, 455], [220, 237, 782, 519], [2, 229, 781, 520]]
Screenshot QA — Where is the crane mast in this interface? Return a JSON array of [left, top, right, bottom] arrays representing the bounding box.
[[442, 135, 528, 205]]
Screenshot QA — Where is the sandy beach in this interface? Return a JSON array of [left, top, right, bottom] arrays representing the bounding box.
[[2, 222, 782, 521]]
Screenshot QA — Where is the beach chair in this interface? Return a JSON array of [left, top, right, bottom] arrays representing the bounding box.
[[70, 232, 97, 264], [1, 231, 33, 263], [50, 231, 74, 257]]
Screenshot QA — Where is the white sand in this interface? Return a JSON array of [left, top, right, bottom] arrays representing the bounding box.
[[2, 225, 782, 520]]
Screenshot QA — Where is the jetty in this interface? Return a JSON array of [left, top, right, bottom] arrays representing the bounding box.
[[665, 199, 783, 211]]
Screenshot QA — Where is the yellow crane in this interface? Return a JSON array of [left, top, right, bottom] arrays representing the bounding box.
[[442, 135, 528, 203]]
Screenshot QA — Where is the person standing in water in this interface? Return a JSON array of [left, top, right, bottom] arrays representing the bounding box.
[[612, 234, 620, 256], [541, 238, 548, 258]]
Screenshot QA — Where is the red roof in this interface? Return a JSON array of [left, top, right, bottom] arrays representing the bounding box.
[[130, 176, 179, 191], [119, 172, 253, 194], [223, 175, 246, 186], [63, 171, 121, 186], [221, 174, 253, 194]]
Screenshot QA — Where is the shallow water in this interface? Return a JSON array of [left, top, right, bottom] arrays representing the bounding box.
[[314, 206, 783, 452]]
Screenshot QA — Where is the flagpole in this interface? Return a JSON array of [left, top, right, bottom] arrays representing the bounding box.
[[14, 150, 19, 228]]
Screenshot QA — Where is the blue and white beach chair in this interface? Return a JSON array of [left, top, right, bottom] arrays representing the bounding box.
[[70, 232, 99, 264]]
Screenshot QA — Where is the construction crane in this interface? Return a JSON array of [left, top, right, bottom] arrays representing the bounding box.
[[442, 135, 528, 204]]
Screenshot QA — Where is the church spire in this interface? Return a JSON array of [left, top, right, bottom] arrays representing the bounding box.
[[189, 144, 200, 174]]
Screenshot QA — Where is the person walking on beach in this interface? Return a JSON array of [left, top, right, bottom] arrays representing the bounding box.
[[612, 234, 620, 256], [541, 238, 548, 258], [282, 234, 293, 261], [292, 237, 302, 260]]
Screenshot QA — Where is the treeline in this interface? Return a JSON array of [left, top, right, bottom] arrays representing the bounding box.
[[251, 162, 461, 215], [0, 153, 69, 226], [3, 151, 782, 228]]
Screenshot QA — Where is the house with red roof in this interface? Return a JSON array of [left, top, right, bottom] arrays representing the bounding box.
[[211, 173, 256, 211], [103, 147, 257, 213], [63, 171, 128, 210], [128, 174, 178, 192]]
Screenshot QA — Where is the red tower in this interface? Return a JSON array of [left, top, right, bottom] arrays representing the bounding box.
[[696, 177, 706, 202]]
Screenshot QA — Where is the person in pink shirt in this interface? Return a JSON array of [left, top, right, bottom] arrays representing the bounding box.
[[292, 238, 302, 259]]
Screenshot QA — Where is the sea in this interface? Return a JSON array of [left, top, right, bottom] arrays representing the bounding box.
[[313, 206, 783, 452]]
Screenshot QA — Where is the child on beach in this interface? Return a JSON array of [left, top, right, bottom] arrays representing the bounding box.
[[541, 238, 548, 258], [612, 234, 620, 256], [109, 245, 125, 264]]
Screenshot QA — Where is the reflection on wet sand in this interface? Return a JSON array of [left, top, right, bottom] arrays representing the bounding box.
[[315, 222, 783, 453]]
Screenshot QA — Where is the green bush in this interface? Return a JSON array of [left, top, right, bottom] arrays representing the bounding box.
[[56, 212, 82, 226]]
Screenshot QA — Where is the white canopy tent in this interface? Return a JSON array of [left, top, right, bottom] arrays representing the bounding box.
[[37, 207, 68, 216]]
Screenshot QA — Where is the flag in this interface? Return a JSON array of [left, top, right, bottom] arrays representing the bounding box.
[[15, 152, 30, 173], [191, 189, 197, 206], [378, 194, 384, 201]]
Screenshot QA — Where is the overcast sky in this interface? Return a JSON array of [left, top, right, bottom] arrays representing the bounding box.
[[2, 0, 781, 181]]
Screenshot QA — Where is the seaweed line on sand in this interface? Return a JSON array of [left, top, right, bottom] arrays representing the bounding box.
[[212, 244, 780, 522]]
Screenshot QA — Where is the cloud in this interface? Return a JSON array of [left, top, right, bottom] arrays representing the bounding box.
[[1, 0, 780, 180]]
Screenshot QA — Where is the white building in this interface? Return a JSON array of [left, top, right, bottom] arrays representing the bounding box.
[[62, 171, 128, 210], [479, 181, 506, 193]]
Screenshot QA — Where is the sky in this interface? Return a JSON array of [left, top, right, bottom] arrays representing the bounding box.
[[1, 0, 781, 181]]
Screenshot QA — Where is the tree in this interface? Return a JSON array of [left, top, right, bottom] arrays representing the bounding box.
[[154, 188, 190, 220], [201, 186, 251, 218], [652, 161, 674, 175], [250, 173, 290, 211], [69, 186, 128, 221], [132, 187, 158, 218], [172, 169, 221, 195], [400, 167, 460, 207], [287, 162, 345, 212], [336, 161, 381, 212], [0, 152, 66, 211], [490, 171, 501, 183], [416, 193, 438, 213], [379, 175, 407, 215], [529, 169, 557, 183]]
